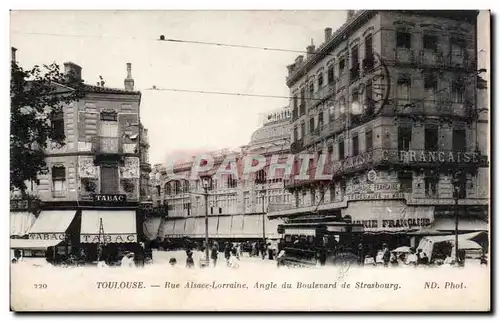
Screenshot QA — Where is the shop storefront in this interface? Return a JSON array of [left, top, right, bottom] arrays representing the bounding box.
[[10, 210, 80, 263], [79, 209, 139, 264]]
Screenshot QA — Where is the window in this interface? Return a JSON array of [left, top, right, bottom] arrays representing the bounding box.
[[396, 31, 411, 49], [183, 180, 190, 193], [300, 122, 305, 139], [352, 135, 359, 156], [397, 78, 411, 102], [339, 58, 345, 74], [293, 126, 298, 142], [255, 169, 267, 184], [156, 185, 161, 196], [309, 81, 314, 96], [365, 130, 373, 151], [423, 35, 438, 51], [165, 183, 172, 195], [309, 117, 315, 133], [451, 39, 465, 56], [424, 74, 437, 100], [453, 129, 466, 152], [293, 95, 298, 117], [311, 188, 316, 206], [50, 111, 64, 139], [351, 45, 359, 66], [425, 126, 439, 151], [453, 172, 467, 199], [398, 127, 412, 151], [100, 166, 119, 194], [318, 72, 324, 88], [318, 112, 324, 129], [295, 191, 300, 207], [338, 140, 345, 160], [365, 34, 373, 58], [300, 87, 306, 112], [327, 65, 335, 84], [183, 203, 191, 216], [329, 183, 336, 202], [451, 81, 464, 103], [227, 175, 238, 188], [425, 174, 438, 197], [52, 165, 66, 197], [398, 172, 413, 192]]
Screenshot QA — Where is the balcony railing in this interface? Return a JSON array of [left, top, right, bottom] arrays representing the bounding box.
[[389, 49, 474, 72], [10, 197, 41, 212], [290, 139, 304, 153], [92, 136, 123, 154], [391, 98, 470, 119]]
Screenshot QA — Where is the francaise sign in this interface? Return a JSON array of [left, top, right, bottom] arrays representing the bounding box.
[[92, 194, 127, 203]]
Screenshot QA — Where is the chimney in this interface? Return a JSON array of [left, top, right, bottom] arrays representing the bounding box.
[[124, 62, 135, 91], [63, 62, 82, 83], [11, 47, 17, 63], [306, 39, 315, 58], [324, 28, 332, 41], [347, 10, 355, 22], [295, 55, 304, 66]]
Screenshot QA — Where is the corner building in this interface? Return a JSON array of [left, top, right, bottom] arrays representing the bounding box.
[[11, 62, 152, 262], [268, 10, 489, 251]]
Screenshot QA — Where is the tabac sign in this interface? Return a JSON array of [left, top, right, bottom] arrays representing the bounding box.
[[92, 194, 127, 204], [80, 234, 137, 243], [29, 233, 66, 241]]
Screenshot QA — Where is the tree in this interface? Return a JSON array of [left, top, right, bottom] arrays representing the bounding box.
[[10, 60, 86, 195]]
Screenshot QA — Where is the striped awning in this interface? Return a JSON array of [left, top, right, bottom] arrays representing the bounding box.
[[217, 216, 232, 238], [230, 215, 244, 238], [142, 217, 162, 240], [10, 212, 37, 237]]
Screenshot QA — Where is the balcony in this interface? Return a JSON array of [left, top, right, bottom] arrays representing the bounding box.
[[10, 197, 41, 212], [92, 136, 123, 154], [290, 139, 304, 153], [418, 50, 446, 68], [394, 48, 416, 65]]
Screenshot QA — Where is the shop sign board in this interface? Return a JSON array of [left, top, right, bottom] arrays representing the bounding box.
[[80, 233, 137, 243], [93, 194, 127, 204], [347, 192, 405, 201]]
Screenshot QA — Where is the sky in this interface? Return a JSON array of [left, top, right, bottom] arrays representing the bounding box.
[[10, 10, 490, 166]]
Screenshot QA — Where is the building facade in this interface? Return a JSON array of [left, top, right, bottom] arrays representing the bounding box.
[[10, 60, 152, 261], [267, 10, 489, 250], [145, 106, 292, 245]]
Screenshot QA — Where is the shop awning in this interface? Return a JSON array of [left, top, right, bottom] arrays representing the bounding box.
[[80, 210, 137, 243], [242, 215, 262, 238], [10, 212, 37, 237], [209, 217, 218, 237], [194, 217, 206, 237], [230, 215, 244, 238], [143, 217, 162, 240], [431, 218, 488, 231], [29, 210, 77, 238], [217, 216, 232, 238], [184, 218, 196, 237], [10, 239, 62, 250], [162, 220, 175, 238], [173, 219, 186, 236]]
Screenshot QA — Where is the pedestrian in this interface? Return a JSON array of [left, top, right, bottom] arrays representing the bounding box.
[[224, 242, 232, 266], [169, 257, 177, 267], [416, 249, 424, 265], [186, 250, 195, 268], [228, 248, 240, 269], [382, 244, 390, 267], [260, 242, 266, 260], [268, 243, 274, 260], [211, 242, 219, 268]]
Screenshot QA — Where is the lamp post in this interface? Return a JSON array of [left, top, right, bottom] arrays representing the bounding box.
[[452, 171, 461, 265]]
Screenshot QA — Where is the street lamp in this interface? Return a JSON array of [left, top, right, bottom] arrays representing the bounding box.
[[261, 189, 266, 259], [200, 176, 211, 265]]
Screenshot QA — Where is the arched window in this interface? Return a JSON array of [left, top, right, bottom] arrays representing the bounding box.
[[173, 181, 181, 194], [255, 169, 267, 184], [165, 182, 172, 195], [183, 180, 190, 193]]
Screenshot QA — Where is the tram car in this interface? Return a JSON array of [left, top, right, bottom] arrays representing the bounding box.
[[276, 217, 364, 268]]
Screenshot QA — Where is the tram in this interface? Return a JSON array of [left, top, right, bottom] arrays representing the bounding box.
[[276, 217, 364, 267]]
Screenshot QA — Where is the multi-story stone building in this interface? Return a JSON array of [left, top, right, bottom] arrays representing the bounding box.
[[267, 10, 489, 250], [145, 106, 292, 245], [11, 60, 152, 260]]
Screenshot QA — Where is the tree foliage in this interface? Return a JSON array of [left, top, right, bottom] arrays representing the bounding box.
[[10, 60, 86, 195]]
